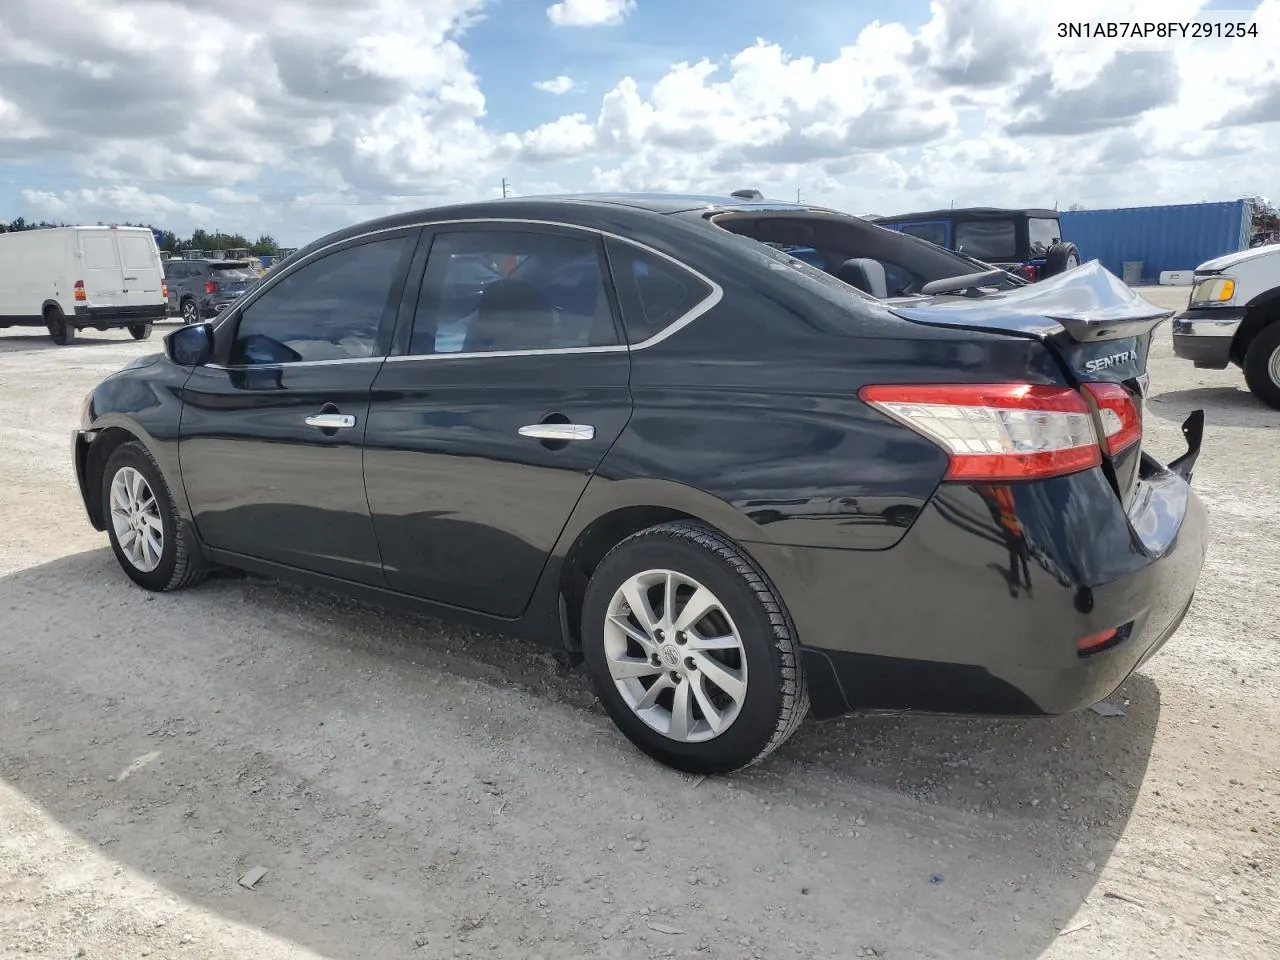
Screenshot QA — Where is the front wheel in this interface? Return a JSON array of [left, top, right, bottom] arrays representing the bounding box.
[[582, 521, 809, 774], [102, 441, 208, 592], [1243, 322, 1280, 411], [128, 322, 153, 341]]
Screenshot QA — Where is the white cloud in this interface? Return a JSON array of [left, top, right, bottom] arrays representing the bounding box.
[[22, 185, 220, 226], [1, 0, 1278, 243], [534, 75, 577, 95], [546, 0, 635, 28]]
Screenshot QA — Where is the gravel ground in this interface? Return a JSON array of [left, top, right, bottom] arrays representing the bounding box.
[[1, 289, 1277, 960]]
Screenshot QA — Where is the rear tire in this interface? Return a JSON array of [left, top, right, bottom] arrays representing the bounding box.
[[102, 440, 208, 592], [1243, 322, 1280, 411], [128, 323, 153, 341], [181, 299, 199, 325], [582, 521, 809, 774], [1042, 242, 1080, 278], [45, 306, 75, 345]]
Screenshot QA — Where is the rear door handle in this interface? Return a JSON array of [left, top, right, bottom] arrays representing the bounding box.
[[518, 423, 595, 441], [305, 413, 357, 429]]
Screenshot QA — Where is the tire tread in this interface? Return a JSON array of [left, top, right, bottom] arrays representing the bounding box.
[[107, 441, 208, 591], [599, 520, 809, 769]]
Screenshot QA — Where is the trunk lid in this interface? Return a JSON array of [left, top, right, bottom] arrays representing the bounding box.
[[885, 261, 1172, 508]]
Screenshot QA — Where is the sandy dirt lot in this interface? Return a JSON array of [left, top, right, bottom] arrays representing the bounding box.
[[2, 288, 1277, 960]]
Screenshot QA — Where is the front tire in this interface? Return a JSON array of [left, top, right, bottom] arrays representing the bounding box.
[[1243, 322, 1280, 410], [102, 441, 208, 592], [582, 521, 808, 774], [128, 322, 153, 341]]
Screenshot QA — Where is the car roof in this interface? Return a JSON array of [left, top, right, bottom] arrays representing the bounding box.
[[872, 207, 1060, 223], [516, 192, 828, 215], [282, 193, 850, 260]]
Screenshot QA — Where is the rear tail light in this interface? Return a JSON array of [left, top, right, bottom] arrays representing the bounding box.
[[161, 279, 169, 299], [1020, 264, 1039, 282], [205, 280, 218, 294], [1081, 382, 1141, 454], [74, 280, 86, 302], [859, 383, 1102, 481]]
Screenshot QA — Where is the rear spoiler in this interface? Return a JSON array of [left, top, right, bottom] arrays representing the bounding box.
[[889, 259, 1174, 344]]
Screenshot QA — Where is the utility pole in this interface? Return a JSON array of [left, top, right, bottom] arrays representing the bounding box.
[[501, 177, 509, 198], [796, 188, 801, 203]]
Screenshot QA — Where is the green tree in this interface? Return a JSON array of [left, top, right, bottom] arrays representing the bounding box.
[[250, 233, 279, 256]]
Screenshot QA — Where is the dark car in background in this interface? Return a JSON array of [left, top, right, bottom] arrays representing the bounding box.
[[74, 192, 1206, 774], [872, 207, 1080, 282], [163, 259, 261, 324]]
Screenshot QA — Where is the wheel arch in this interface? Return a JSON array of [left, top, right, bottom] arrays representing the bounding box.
[[1232, 287, 1280, 363], [83, 426, 145, 529], [41, 299, 65, 318], [554, 478, 766, 653]]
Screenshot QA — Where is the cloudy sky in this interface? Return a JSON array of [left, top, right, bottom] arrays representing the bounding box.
[[0, 0, 1276, 245]]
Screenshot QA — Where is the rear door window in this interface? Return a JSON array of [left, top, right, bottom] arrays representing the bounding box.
[[604, 238, 713, 344], [409, 229, 618, 355], [1028, 218, 1062, 255], [954, 221, 1016, 261]]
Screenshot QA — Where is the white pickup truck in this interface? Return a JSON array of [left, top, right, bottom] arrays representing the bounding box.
[[1171, 243, 1280, 409], [0, 225, 168, 344]]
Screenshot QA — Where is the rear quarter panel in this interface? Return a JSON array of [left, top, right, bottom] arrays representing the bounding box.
[[598, 294, 1068, 551]]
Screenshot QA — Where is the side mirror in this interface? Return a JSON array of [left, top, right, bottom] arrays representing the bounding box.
[[164, 321, 215, 366]]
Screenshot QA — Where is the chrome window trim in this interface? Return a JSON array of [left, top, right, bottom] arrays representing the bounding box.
[[209, 217, 724, 369], [204, 356, 385, 370]]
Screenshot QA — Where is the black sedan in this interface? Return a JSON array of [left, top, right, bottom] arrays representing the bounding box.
[[74, 193, 1208, 773]]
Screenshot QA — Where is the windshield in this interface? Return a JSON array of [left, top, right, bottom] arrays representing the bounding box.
[[955, 220, 1016, 261]]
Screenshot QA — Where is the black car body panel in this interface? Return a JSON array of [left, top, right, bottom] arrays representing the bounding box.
[[74, 193, 1207, 730]]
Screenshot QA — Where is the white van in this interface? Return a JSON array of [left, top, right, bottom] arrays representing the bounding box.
[[0, 226, 168, 344]]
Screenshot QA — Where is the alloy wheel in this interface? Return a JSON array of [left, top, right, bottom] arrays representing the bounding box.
[[603, 569, 748, 743], [182, 302, 198, 324], [1270, 344, 1280, 388], [109, 466, 164, 573]]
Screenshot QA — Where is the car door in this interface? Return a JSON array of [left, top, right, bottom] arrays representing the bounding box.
[[362, 223, 633, 617], [78, 230, 126, 308], [179, 229, 420, 584], [118, 232, 164, 307]]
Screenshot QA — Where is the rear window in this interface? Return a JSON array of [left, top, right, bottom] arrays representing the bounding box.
[[1028, 218, 1061, 255], [119, 235, 157, 271], [955, 221, 1016, 261], [899, 222, 947, 247], [81, 236, 118, 269], [210, 263, 258, 280]]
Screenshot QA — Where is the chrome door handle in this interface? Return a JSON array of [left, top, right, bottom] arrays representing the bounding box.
[[518, 423, 595, 441], [305, 413, 356, 429]]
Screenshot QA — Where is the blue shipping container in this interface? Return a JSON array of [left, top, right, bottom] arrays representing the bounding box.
[[1059, 201, 1250, 283]]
